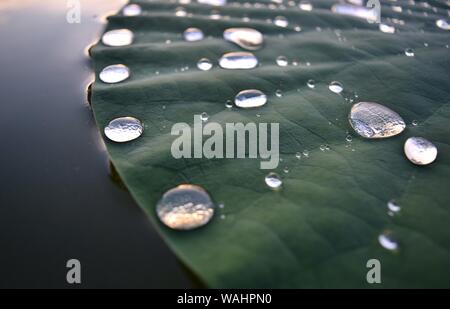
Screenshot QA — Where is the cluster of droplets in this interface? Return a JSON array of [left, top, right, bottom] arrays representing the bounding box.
[[96, 0, 442, 236]]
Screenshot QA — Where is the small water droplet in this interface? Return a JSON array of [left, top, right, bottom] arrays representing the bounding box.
[[197, 0, 226, 6], [404, 48, 414, 57], [329, 81, 344, 94], [102, 29, 133, 47], [331, 4, 378, 22], [175, 7, 187, 17], [295, 152, 302, 159], [218, 203, 225, 209], [104, 117, 143, 143], [423, 42, 429, 47], [220, 214, 226, 220], [209, 10, 222, 20], [283, 166, 289, 174], [265, 172, 282, 189], [345, 134, 353, 142], [274, 16, 288, 27], [349, 102, 406, 138], [302, 150, 309, 158], [387, 199, 401, 215], [235, 89, 267, 108], [379, 23, 395, 34], [307, 79, 316, 89], [156, 184, 215, 230], [294, 25, 302, 32], [183, 27, 204, 41], [378, 231, 399, 251], [276, 55, 288, 67], [99, 64, 130, 84], [275, 90, 283, 97], [225, 100, 233, 108], [223, 28, 263, 50], [200, 112, 209, 121], [299, 1, 313, 11], [404, 137, 438, 165], [197, 58, 213, 71], [123, 4, 142, 16], [436, 19, 450, 30], [412, 119, 418, 126], [219, 52, 258, 69], [320, 144, 330, 151]]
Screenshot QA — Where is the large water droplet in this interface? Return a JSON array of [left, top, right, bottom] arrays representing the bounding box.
[[404, 137, 437, 165], [265, 172, 282, 189], [197, 58, 213, 71], [183, 27, 204, 41], [276, 56, 288, 67], [235, 89, 267, 108], [156, 184, 215, 230], [223, 28, 263, 50], [379, 24, 395, 34], [331, 4, 378, 22], [197, 0, 226, 6], [378, 231, 399, 251], [274, 16, 288, 27], [104, 117, 143, 142], [328, 81, 343, 94], [404, 48, 415, 57], [219, 52, 258, 69], [349, 102, 405, 138], [436, 19, 450, 30], [102, 29, 134, 47], [99, 64, 130, 84], [123, 4, 142, 16]]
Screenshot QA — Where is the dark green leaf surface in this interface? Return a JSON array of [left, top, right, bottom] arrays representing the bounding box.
[[90, 0, 450, 287]]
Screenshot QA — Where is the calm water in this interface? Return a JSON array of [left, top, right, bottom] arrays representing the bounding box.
[[0, 0, 192, 288]]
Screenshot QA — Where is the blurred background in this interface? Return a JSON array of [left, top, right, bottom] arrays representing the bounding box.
[[0, 0, 192, 288]]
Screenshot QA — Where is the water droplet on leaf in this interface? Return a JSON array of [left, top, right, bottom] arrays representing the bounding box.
[[404, 137, 437, 165], [276, 56, 288, 67], [378, 231, 399, 251], [183, 27, 204, 41], [156, 184, 215, 230], [265, 172, 282, 189], [104, 117, 143, 142], [349, 102, 406, 138], [197, 58, 213, 71], [235, 89, 267, 108], [99, 64, 130, 84], [102, 29, 133, 47], [223, 28, 263, 50], [219, 52, 258, 69], [123, 4, 142, 16], [329, 81, 344, 94]]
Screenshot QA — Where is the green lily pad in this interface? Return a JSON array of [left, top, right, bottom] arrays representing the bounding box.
[[90, 0, 450, 288]]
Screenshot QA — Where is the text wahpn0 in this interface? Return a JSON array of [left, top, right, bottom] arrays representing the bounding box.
[[171, 115, 279, 169]]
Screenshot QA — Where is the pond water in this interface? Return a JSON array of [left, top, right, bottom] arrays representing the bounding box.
[[0, 0, 192, 288]]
